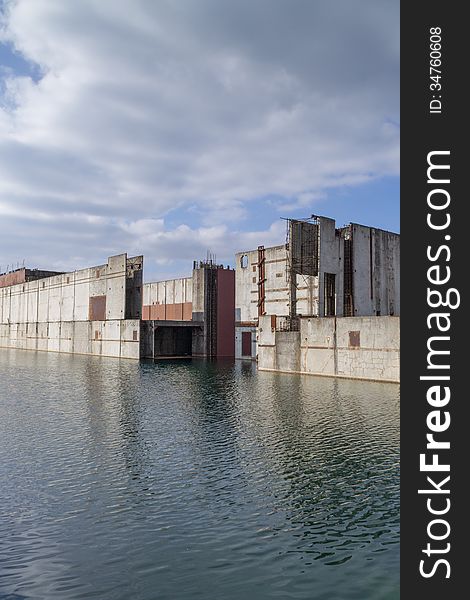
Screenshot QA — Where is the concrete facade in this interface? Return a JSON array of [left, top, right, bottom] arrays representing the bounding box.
[[257, 315, 399, 383], [0, 254, 142, 359], [0, 319, 140, 359], [0, 268, 64, 289], [235, 216, 400, 360], [142, 277, 192, 321], [141, 262, 235, 359]]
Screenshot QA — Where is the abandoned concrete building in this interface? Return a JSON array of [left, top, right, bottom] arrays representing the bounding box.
[[235, 216, 400, 360], [140, 260, 235, 359], [0, 214, 400, 381], [0, 254, 235, 361], [0, 267, 64, 289], [0, 254, 143, 359]]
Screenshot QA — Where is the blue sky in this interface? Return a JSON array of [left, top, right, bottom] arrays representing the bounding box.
[[0, 0, 399, 280]]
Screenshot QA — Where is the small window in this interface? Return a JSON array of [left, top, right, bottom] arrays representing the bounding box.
[[240, 255, 248, 269], [66, 277, 70, 284], [252, 265, 256, 272], [42, 282, 45, 289], [133, 330, 138, 341], [96, 270, 100, 278], [276, 272, 283, 278], [94, 330, 99, 340], [252, 277, 256, 283]]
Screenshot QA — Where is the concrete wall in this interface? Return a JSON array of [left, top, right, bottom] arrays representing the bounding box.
[[0, 254, 137, 324], [318, 216, 343, 317], [0, 268, 64, 289], [0, 319, 140, 359], [125, 255, 143, 319], [235, 245, 318, 325], [142, 265, 234, 359], [0, 254, 142, 359], [258, 315, 399, 382], [351, 224, 400, 317], [142, 277, 192, 320], [235, 325, 257, 360], [235, 217, 400, 326]]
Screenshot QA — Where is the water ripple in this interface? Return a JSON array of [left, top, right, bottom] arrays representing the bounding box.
[[0, 349, 399, 600]]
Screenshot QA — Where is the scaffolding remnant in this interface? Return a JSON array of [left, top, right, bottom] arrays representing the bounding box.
[[284, 216, 320, 326], [257, 245, 266, 317]]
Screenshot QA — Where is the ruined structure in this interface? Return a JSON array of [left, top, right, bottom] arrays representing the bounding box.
[[140, 261, 235, 359], [0, 268, 64, 289], [257, 314, 399, 383], [0, 213, 400, 381], [0, 254, 143, 359], [235, 216, 400, 360]]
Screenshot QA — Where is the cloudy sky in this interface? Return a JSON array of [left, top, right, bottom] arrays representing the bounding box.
[[0, 0, 399, 281]]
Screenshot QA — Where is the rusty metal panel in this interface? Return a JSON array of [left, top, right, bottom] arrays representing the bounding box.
[[166, 304, 180, 321], [89, 295, 106, 321], [0, 269, 27, 288], [152, 305, 165, 320], [143, 301, 192, 322], [182, 302, 193, 321], [241, 331, 252, 357], [349, 331, 360, 348], [216, 268, 235, 357]]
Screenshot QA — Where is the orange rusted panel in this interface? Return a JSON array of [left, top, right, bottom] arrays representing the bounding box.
[[349, 331, 360, 348], [182, 302, 193, 321], [0, 270, 27, 288], [143, 302, 193, 321], [166, 304, 181, 320], [151, 305, 165, 320], [89, 295, 106, 321]]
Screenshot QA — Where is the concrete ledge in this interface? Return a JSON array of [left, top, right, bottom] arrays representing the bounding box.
[[258, 315, 400, 383], [258, 365, 399, 384]]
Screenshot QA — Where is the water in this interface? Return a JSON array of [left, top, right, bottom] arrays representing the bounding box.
[[0, 349, 399, 600]]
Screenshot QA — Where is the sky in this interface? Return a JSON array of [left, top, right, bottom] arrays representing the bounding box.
[[0, 0, 399, 281]]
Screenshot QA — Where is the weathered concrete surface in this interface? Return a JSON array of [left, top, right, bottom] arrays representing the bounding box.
[[0, 254, 141, 324], [140, 264, 234, 359], [235, 326, 257, 360], [0, 254, 142, 359], [351, 224, 400, 317], [142, 277, 192, 321], [235, 245, 318, 325], [258, 315, 399, 383], [0, 268, 64, 289], [235, 217, 400, 335], [0, 319, 140, 359]]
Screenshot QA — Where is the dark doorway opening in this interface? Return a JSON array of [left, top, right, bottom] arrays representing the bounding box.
[[154, 327, 192, 357], [324, 273, 336, 317], [241, 331, 252, 357]]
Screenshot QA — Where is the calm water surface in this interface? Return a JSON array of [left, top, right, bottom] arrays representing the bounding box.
[[0, 349, 399, 600]]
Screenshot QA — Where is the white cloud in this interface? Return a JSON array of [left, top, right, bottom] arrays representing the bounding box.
[[0, 0, 399, 279]]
